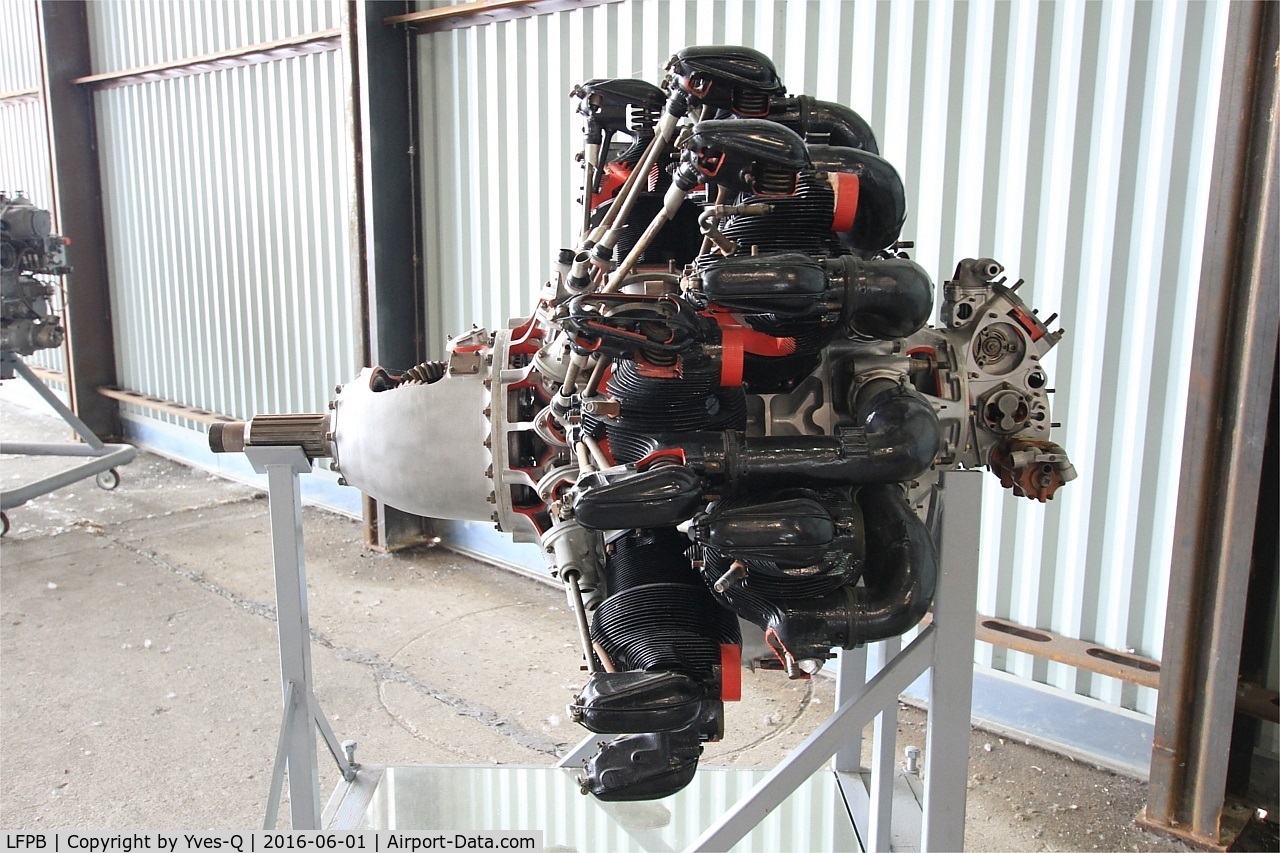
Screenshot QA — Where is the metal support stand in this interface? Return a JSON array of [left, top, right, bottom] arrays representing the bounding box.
[[325, 473, 982, 850], [685, 471, 982, 852], [246, 446, 356, 830], [0, 353, 137, 534]]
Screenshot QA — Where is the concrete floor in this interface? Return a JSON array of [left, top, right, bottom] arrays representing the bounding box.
[[0, 389, 1185, 850]]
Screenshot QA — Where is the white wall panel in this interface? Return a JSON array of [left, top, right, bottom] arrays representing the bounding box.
[[85, 0, 341, 74], [0, 0, 64, 377], [5, 0, 354, 417], [415, 0, 1231, 719], [96, 52, 355, 421], [0, 0, 42, 92]]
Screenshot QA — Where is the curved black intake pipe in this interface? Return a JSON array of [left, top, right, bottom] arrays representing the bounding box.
[[845, 482, 937, 641], [678, 382, 941, 487], [703, 484, 936, 659], [852, 379, 942, 474], [828, 255, 933, 339], [769, 96, 880, 153], [694, 253, 931, 338], [808, 145, 906, 254]]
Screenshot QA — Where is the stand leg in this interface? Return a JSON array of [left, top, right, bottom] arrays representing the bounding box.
[[832, 645, 867, 773], [12, 358, 104, 449], [687, 627, 936, 853], [921, 472, 982, 851], [250, 448, 323, 829], [264, 682, 301, 830], [867, 637, 902, 853], [0, 356, 137, 519]]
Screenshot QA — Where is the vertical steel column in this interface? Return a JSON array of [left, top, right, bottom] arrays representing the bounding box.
[[35, 0, 120, 439], [345, 2, 430, 549], [1142, 0, 1279, 845], [922, 472, 983, 850], [867, 636, 902, 853], [688, 628, 939, 853], [832, 645, 868, 773]]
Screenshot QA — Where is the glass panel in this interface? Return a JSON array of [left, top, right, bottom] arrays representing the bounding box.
[[359, 765, 859, 853]]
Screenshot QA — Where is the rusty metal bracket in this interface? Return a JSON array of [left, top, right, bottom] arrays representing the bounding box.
[[97, 385, 237, 426], [974, 615, 1162, 690], [0, 87, 40, 106]]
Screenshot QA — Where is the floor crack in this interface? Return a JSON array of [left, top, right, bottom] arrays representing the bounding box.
[[713, 679, 816, 761], [106, 532, 564, 758]]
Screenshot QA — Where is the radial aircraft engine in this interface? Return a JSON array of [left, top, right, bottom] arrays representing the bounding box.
[[212, 46, 1075, 802]]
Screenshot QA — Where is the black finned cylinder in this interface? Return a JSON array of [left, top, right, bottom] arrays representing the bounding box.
[[591, 528, 740, 675], [609, 194, 703, 267], [717, 172, 844, 257], [596, 354, 746, 464]]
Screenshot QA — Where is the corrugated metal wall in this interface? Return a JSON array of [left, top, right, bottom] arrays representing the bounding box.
[[86, 0, 338, 74], [86, 0, 356, 422], [0, 0, 50, 205], [0, 0, 65, 376], [415, 0, 1231, 719]]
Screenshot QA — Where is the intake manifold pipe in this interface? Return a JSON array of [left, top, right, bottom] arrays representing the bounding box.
[[693, 253, 931, 338], [676, 381, 941, 487], [768, 95, 880, 153], [701, 483, 935, 664], [828, 255, 933, 340], [846, 482, 937, 641]]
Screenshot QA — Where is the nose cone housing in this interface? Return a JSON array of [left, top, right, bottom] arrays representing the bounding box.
[[329, 367, 495, 522]]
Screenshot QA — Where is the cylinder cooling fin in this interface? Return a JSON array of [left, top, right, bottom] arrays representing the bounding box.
[[319, 45, 1076, 802]]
